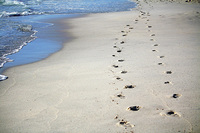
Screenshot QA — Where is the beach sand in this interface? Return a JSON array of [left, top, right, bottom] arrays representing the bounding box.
[[0, 0, 200, 132]]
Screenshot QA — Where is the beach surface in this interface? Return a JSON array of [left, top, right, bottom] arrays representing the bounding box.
[[0, 0, 200, 132]]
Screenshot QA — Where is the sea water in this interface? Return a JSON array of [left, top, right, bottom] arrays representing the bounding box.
[[0, 0, 136, 81]]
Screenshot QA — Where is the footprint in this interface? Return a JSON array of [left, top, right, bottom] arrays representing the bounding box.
[[150, 39, 154, 41], [112, 55, 116, 57], [117, 119, 134, 128], [120, 41, 125, 44], [148, 26, 152, 28], [152, 49, 157, 52], [118, 59, 125, 62], [124, 85, 136, 89], [164, 81, 171, 84], [126, 25, 130, 27], [116, 77, 123, 81], [151, 34, 155, 36], [116, 93, 125, 99], [113, 46, 117, 48], [167, 111, 181, 117], [121, 71, 127, 74], [172, 94, 181, 98], [117, 49, 122, 53], [127, 106, 141, 111], [121, 31, 125, 33], [122, 34, 127, 37], [165, 71, 172, 74], [154, 44, 159, 46], [158, 63, 163, 65], [159, 56, 165, 58], [160, 110, 181, 117], [113, 65, 119, 68], [129, 27, 134, 29]]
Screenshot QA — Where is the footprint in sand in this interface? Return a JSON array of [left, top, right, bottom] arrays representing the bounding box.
[[120, 41, 125, 44], [124, 85, 136, 89], [129, 27, 134, 29], [127, 106, 141, 111], [151, 34, 155, 36], [152, 49, 157, 52], [167, 111, 181, 117], [159, 56, 165, 58], [150, 39, 154, 41], [118, 59, 125, 62], [158, 63, 164, 65], [112, 65, 119, 68], [117, 49, 122, 53], [117, 119, 134, 128], [122, 34, 127, 37], [116, 77, 123, 81], [121, 71, 127, 74], [160, 110, 181, 117], [172, 94, 181, 98], [164, 81, 171, 84], [165, 71, 172, 74], [116, 93, 125, 99], [112, 55, 116, 57], [154, 44, 159, 46], [148, 26, 152, 28]]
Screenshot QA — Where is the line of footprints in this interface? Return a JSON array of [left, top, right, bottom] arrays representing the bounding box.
[[110, 5, 182, 131]]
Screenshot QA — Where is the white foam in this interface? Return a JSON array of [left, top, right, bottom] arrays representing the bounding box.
[[2, 0, 25, 6], [0, 74, 8, 81]]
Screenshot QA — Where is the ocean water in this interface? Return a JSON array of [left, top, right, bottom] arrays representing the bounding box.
[[0, 0, 136, 80]]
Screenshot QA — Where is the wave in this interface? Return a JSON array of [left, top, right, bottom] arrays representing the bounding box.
[[1, 0, 25, 6], [0, 10, 45, 17], [0, 74, 8, 81]]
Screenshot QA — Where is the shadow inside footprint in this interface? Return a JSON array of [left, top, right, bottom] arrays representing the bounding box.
[[118, 119, 134, 128], [148, 26, 152, 28], [124, 85, 136, 89], [118, 59, 125, 62], [158, 63, 163, 65], [117, 93, 125, 99], [113, 65, 119, 68], [172, 94, 181, 98], [154, 44, 159, 46], [121, 71, 127, 74], [120, 41, 125, 44], [166, 111, 180, 117], [164, 81, 170, 84], [160, 56, 165, 58], [128, 106, 141, 111], [166, 71, 172, 74], [117, 50, 122, 53]]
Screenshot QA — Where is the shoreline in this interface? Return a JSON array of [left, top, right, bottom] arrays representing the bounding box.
[[0, 1, 200, 132], [0, 14, 80, 76]]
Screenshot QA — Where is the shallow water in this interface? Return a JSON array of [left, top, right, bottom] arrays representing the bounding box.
[[0, 0, 136, 81]]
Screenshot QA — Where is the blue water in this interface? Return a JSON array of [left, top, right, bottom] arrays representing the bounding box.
[[0, 0, 136, 80]]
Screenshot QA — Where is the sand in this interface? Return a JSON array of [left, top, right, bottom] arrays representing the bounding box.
[[0, 0, 200, 133]]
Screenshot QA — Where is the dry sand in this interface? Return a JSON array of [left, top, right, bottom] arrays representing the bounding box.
[[0, 0, 200, 133]]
